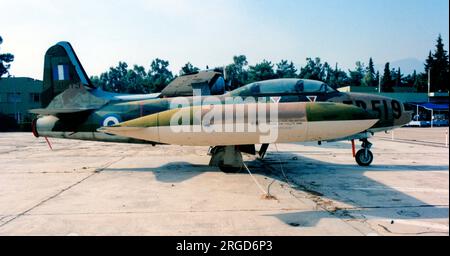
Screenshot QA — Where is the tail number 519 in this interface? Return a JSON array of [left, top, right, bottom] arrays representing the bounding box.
[[371, 100, 402, 119]]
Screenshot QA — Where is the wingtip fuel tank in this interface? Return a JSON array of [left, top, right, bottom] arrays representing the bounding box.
[[98, 102, 378, 146]]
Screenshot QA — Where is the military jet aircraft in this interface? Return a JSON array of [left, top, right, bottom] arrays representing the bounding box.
[[31, 42, 412, 172]]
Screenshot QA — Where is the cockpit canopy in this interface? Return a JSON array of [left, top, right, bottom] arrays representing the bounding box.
[[228, 79, 337, 97]]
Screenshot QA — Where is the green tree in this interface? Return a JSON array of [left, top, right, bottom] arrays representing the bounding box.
[[90, 75, 104, 88], [348, 61, 365, 87], [247, 60, 276, 83], [381, 62, 394, 92], [298, 57, 326, 81], [411, 70, 417, 87], [375, 71, 380, 87], [179, 62, 200, 76], [430, 35, 449, 92], [404, 70, 417, 88], [415, 73, 428, 92], [225, 55, 249, 88], [94, 62, 129, 93], [323, 63, 348, 89], [276, 60, 297, 78], [362, 58, 376, 87], [0, 36, 14, 79], [126, 65, 151, 93], [395, 67, 403, 87], [91, 59, 173, 94], [323, 62, 331, 84], [148, 58, 174, 92], [91, 62, 155, 94], [425, 51, 434, 73]]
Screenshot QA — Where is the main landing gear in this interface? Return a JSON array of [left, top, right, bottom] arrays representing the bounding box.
[[209, 146, 244, 173], [352, 138, 374, 166], [209, 144, 269, 173]]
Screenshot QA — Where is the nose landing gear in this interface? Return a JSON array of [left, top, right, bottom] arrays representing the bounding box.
[[354, 138, 373, 166]]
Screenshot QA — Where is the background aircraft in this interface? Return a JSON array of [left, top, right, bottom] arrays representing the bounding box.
[[31, 42, 412, 172]]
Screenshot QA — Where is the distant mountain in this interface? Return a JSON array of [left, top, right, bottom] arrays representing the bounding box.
[[376, 58, 424, 75]]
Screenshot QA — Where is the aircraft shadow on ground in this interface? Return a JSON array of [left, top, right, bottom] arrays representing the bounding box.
[[104, 150, 448, 228], [259, 151, 449, 228], [292, 141, 350, 149], [105, 162, 218, 183]]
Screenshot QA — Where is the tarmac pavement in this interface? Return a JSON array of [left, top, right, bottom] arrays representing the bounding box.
[[0, 128, 448, 236]]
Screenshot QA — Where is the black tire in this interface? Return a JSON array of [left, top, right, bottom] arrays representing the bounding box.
[[218, 163, 242, 173], [355, 149, 373, 167]]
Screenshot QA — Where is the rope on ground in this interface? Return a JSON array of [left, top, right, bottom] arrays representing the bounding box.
[[274, 143, 291, 186], [242, 161, 276, 200]]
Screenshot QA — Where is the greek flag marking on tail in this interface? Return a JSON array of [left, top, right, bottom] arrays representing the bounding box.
[[53, 65, 69, 81]]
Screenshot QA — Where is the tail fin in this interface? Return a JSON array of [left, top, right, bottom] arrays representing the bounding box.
[[41, 42, 94, 107]]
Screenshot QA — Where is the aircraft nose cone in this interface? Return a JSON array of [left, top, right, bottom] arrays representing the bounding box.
[[399, 110, 414, 126]]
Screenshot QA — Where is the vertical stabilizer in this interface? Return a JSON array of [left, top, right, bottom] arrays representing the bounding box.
[[41, 42, 93, 107]]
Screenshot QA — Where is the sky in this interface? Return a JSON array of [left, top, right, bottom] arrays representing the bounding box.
[[1, 0, 449, 80]]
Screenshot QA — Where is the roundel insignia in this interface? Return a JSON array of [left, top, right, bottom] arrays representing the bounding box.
[[102, 115, 121, 127]]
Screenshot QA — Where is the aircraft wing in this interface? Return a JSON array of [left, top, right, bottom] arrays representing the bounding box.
[[29, 108, 95, 116]]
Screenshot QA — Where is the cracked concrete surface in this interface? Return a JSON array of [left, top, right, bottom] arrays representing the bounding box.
[[0, 128, 448, 235]]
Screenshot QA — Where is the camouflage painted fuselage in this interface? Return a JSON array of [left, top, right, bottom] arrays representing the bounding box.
[[34, 79, 411, 144], [32, 42, 411, 145]]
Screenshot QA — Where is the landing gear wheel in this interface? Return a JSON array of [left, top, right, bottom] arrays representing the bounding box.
[[355, 149, 373, 166], [218, 163, 242, 173], [210, 146, 244, 173]]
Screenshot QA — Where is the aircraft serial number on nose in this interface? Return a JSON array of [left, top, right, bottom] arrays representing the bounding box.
[[343, 100, 402, 119]]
